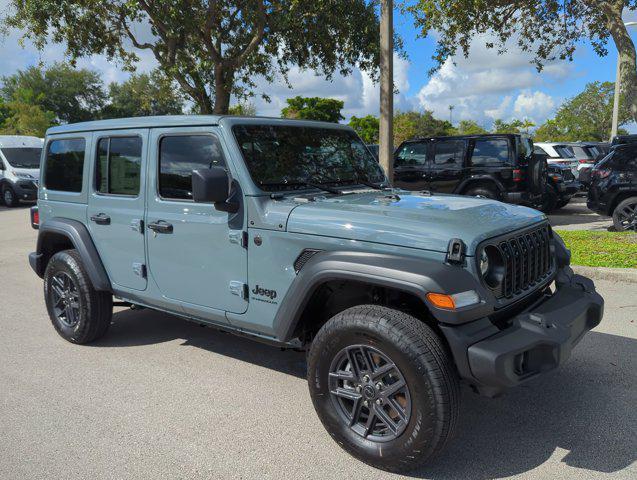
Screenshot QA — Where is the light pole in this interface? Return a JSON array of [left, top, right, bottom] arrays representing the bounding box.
[[449, 105, 454, 125], [611, 21, 637, 141], [379, 0, 393, 183]]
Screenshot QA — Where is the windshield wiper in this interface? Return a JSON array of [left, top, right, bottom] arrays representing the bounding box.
[[259, 181, 343, 195]]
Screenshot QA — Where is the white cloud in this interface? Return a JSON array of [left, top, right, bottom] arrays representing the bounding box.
[[415, 34, 569, 128]]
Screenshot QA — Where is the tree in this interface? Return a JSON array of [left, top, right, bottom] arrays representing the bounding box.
[[1, 62, 106, 123], [281, 96, 344, 123], [103, 70, 185, 119], [349, 115, 379, 143], [453, 119, 487, 135], [228, 102, 257, 116], [0, 88, 55, 136], [7, 1, 381, 115], [407, 1, 637, 122], [492, 119, 524, 134], [520, 119, 535, 134], [393, 110, 453, 145], [534, 81, 631, 142]]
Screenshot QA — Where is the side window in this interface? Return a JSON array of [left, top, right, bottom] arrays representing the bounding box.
[[533, 145, 548, 156], [44, 138, 86, 192], [96, 136, 142, 195], [159, 135, 226, 200], [611, 149, 637, 170], [432, 140, 465, 167], [395, 142, 428, 167], [471, 139, 510, 167]]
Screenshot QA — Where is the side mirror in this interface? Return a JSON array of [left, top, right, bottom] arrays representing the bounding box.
[[191, 167, 238, 213]]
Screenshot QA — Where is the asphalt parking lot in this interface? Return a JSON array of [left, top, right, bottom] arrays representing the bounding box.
[[1, 204, 635, 480], [547, 196, 614, 231]]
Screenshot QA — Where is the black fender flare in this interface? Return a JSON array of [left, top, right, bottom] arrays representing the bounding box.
[[273, 250, 493, 342], [455, 176, 506, 196], [30, 218, 111, 291]]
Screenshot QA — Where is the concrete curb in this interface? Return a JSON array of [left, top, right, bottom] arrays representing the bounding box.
[[572, 265, 637, 284]]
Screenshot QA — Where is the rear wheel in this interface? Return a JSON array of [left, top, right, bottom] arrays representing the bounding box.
[[612, 197, 637, 231], [2, 185, 18, 207], [538, 185, 558, 213], [44, 249, 113, 344], [464, 185, 499, 200], [307, 305, 460, 473]]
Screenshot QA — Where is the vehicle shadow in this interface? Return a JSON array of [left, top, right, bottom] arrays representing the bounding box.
[[95, 308, 636, 478], [93, 308, 307, 379], [547, 201, 612, 230]]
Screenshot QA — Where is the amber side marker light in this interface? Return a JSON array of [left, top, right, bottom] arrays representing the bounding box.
[[426, 291, 481, 310]]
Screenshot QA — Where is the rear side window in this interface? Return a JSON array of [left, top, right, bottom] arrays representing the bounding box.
[[96, 137, 142, 195], [44, 138, 86, 192], [471, 139, 510, 166], [395, 142, 428, 166], [432, 140, 465, 167], [610, 148, 637, 170], [533, 145, 548, 156], [159, 135, 226, 200], [554, 146, 575, 158]]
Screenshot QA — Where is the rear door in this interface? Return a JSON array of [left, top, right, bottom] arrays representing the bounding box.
[[393, 141, 429, 190], [428, 138, 466, 193], [87, 130, 148, 291]]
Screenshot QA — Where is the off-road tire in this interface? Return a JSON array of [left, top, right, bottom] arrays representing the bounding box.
[[612, 197, 637, 231], [307, 305, 460, 473], [539, 185, 558, 213], [464, 185, 499, 200], [2, 185, 18, 207], [528, 154, 548, 194], [44, 249, 113, 344]]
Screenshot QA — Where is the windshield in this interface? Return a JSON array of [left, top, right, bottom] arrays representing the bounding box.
[[232, 124, 386, 191], [1, 147, 42, 168]]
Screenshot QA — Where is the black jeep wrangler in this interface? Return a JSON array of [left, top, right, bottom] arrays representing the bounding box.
[[393, 134, 546, 205]]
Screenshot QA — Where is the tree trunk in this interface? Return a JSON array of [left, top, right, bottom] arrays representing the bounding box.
[[212, 64, 233, 115], [601, 1, 637, 123]]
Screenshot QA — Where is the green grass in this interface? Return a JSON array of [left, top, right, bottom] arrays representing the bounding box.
[[555, 230, 637, 268]]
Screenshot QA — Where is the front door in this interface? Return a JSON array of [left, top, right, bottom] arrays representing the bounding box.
[[393, 141, 429, 191], [145, 127, 248, 314], [427, 139, 466, 194], [87, 130, 148, 291]]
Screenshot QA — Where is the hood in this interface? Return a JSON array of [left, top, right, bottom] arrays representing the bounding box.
[[8, 167, 39, 178], [286, 191, 545, 254]]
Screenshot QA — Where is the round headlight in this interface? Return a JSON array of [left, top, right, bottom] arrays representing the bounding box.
[[480, 246, 505, 288], [479, 250, 489, 276]]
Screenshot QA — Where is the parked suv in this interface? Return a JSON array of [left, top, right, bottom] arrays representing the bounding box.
[[394, 134, 546, 205], [0, 135, 43, 207], [29, 116, 603, 472], [587, 142, 637, 231]]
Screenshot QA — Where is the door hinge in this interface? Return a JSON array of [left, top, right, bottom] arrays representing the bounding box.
[[132, 262, 147, 278], [229, 230, 248, 249], [130, 219, 144, 234], [229, 281, 248, 300]]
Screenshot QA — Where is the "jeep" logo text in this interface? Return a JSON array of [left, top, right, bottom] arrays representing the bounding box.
[[252, 285, 277, 300]]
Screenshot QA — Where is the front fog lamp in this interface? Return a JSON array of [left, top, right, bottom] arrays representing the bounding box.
[[480, 245, 505, 288], [426, 290, 481, 310]]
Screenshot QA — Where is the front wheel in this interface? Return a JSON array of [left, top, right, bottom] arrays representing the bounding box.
[[612, 197, 637, 231], [2, 185, 18, 207], [307, 305, 460, 473]]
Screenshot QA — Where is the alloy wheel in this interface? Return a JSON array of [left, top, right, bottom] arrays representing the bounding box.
[[50, 272, 81, 328], [328, 344, 411, 442], [616, 201, 637, 231], [3, 189, 14, 205]]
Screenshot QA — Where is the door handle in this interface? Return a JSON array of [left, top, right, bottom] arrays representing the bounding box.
[[147, 220, 173, 234], [90, 213, 111, 225]]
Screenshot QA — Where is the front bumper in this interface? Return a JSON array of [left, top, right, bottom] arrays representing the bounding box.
[[13, 181, 38, 201], [441, 267, 603, 396]]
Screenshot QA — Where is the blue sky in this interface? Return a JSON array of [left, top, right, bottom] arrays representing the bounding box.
[[0, 1, 633, 132]]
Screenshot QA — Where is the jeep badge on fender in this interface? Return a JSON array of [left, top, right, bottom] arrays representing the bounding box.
[[29, 115, 604, 473]]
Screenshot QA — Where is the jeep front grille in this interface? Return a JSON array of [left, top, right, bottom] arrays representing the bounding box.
[[490, 224, 553, 299]]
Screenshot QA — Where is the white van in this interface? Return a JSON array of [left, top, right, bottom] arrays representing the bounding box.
[[0, 136, 43, 207]]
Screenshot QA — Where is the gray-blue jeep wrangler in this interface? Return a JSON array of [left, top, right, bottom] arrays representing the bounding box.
[[29, 116, 603, 472]]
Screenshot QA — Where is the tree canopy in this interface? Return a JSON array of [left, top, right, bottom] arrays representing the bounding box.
[[281, 96, 344, 123], [0, 88, 55, 137], [407, 1, 637, 121], [7, 1, 381, 115], [534, 81, 631, 141], [1, 62, 106, 123], [349, 115, 380, 143], [393, 110, 453, 145], [102, 71, 185, 119], [452, 119, 488, 135]]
